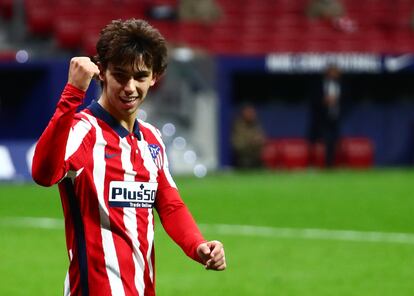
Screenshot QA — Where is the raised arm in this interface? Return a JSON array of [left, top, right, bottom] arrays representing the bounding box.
[[32, 57, 99, 186]]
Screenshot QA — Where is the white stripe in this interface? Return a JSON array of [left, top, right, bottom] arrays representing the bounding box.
[[4, 217, 414, 246], [85, 114, 126, 296], [119, 137, 145, 295], [199, 224, 414, 245], [146, 210, 155, 283], [139, 120, 171, 281], [137, 138, 158, 183], [65, 116, 92, 161], [139, 121, 176, 188], [137, 134, 157, 283], [64, 270, 71, 296]]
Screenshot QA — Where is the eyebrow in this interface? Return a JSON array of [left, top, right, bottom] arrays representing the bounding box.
[[112, 67, 151, 76]]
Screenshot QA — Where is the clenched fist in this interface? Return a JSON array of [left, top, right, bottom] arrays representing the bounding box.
[[197, 240, 226, 271], [67, 57, 100, 92]]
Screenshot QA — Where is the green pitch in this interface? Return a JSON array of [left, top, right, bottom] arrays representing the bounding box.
[[1, 169, 414, 295]]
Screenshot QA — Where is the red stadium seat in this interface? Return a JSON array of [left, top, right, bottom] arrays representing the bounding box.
[[25, 0, 54, 35], [262, 139, 309, 170], [53, 5, 85, 50], [15, 0, 414, 55], [0, 0, 13, 19], [309, 142, 326, 168], [261, 140, 281, 169], [279, 138, 309, 169], [339, 137, 374, 168]]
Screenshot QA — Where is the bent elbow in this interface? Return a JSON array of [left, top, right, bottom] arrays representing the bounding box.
[[32, 169, 55, 187], [31, 159, 56, 187]]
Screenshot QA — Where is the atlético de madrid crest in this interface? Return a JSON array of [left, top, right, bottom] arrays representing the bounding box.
[[148, 144, 163, 169]]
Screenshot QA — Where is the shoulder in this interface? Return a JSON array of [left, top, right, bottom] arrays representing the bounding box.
[[138, 120, 166, 147], [139, 120, 162, 138], [73, 110, 94, 128], [67, 110, 95, 138]]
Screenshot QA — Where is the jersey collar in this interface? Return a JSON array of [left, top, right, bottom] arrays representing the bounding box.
[[87, 100, 141, 140]]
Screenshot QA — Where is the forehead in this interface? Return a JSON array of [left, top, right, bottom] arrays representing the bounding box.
[[108, 56, 152, 74]]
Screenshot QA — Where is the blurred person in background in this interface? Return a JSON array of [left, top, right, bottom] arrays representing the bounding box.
[[32, 19, 225, 296], [306, 0, 344, 20], [306, 0, 357, 33], [308, 64, 346, 168], [178, 0, 222, 23], [231, 104, 266, 169], [146, 0, 222, 23]]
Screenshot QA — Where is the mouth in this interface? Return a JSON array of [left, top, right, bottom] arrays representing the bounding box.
[[120, 96, 139, 103]]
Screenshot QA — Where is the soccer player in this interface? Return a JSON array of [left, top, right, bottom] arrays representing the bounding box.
[[32, 19, 226, 296]]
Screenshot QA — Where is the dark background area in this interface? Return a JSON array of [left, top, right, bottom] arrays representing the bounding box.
[[232, 72, 414, 104]]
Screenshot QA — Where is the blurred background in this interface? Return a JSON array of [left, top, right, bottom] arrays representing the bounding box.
[[1, 1, 414, 296], [1, 0, 414, 180]]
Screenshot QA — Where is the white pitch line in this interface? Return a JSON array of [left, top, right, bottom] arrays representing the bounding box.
[[199, 224, 414, 245], [0, 217, 64, 229], [1, 217, 414, 245]]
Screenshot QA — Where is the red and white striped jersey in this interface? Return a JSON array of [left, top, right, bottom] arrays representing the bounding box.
[[32, 84, 206, 296]]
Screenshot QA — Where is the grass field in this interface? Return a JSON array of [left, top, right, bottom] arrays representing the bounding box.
[[1, 169, 414, 295]]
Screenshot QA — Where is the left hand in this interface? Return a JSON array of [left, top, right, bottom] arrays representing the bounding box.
[[197, 240, 226, 271]]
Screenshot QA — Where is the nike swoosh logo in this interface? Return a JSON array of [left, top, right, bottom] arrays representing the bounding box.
[[105, 153, 121, 159], [385, 54, 413, 72]]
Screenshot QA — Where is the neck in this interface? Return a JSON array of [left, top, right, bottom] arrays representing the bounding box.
[[97, 98, 136, 133]]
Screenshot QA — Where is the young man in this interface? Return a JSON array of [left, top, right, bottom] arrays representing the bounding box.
[[32, 19, 226, 296]]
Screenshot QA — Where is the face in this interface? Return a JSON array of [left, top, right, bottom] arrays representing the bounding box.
[[326, 66, 340, 79], [99, 60, 156, 122], [242, 106, 257, 123]]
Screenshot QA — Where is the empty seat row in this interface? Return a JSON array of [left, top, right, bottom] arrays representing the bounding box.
[[4, 0, 414, 55]]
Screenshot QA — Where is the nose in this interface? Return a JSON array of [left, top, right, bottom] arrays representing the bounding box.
[[123, 77, 136, 95]]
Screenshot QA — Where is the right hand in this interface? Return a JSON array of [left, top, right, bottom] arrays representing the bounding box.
[[67, 57, 100, 91]]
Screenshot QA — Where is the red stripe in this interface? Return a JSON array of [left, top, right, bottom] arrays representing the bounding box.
[[78, 120, 113, 295], [61, 117, 111, 295], [132, 133, 155, 295], [101, 126, 138, 296], [137, 210, 154, 295]]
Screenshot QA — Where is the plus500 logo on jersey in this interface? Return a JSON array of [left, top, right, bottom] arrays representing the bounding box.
[[109, 181, 158, 208]]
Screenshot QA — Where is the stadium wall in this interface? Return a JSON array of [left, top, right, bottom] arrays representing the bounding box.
[[217, 54, 414, 168], [1, 54, 414, 181]]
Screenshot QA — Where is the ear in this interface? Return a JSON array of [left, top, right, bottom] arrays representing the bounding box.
[[150, 75, 157, 87], [97, 63, 105, 81]]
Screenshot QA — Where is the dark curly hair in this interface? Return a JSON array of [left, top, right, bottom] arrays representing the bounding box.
[[94, 19, 168, 78]]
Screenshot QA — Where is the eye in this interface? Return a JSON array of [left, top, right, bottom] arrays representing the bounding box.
[[134, 73, 149, 82], [113, 72, 129, 83]]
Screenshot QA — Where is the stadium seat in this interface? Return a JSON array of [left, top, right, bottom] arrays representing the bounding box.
[[25, 0, 54, 35], [262, 139, 309, 170], [339, 137, 374, 168], [11, 0, 414, 56], [176, 22, 210, 49], [0, 0, 13, 19], [53, 5, 85, 50], [261, 139, 280, 169], [308, 142, 326, 168], [279, 138, 309, 169]]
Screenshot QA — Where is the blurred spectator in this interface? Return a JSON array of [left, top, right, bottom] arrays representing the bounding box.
[[306, 0, 357, 33], [308, 64, 347, 168], [306, 0, 344, 20], [231, 104, 266, 169], [178, 0, 222, 23], [146, 3, 177, 20], [146, 0, 222, 23]]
